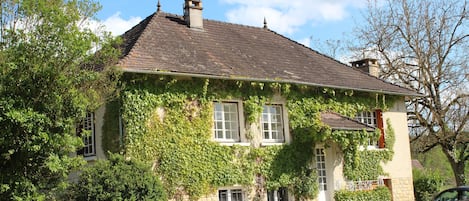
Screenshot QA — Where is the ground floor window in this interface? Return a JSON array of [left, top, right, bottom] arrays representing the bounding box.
[[267, 187, 289, 201], [76, 112, 95, 157], [219, 189, 243, 201]]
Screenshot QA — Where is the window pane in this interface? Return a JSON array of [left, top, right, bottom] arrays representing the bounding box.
[[261, 105, 284, 141], [219, 190, 228, 201], [217, 131, 223, 139], [231, 189, 243, 201], [267, 190, 275, 201], [215, 112, 223, 120], [264, 131, 270, 139], [77, 113, 95, 157], [225, 131, 232, 139], [355, 111, 378, 147], [278, 187, 288, 201], [213, 102, 240, 141]]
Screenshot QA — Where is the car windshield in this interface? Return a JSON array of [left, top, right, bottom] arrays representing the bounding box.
[[435, 188, 469, 201]]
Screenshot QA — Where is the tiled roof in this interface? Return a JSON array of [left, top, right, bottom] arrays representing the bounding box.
[[320, 112, 375, 131], [118, 12, 418, 96]]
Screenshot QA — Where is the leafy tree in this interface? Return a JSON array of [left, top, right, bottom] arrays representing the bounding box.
[[68, 154, 167, 201], [0, 0, 120, 199], [413, 169, 444, 201], [353, 0, 468, 185], [413, 146, 456, 185]]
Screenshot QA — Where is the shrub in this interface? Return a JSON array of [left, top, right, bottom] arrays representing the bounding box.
[[334, 186, 391, 201], [413, 169, 444, 201], [68, 153, 166, 201]]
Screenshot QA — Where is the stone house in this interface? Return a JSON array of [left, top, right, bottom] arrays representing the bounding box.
[[76, 1, 418, 200]]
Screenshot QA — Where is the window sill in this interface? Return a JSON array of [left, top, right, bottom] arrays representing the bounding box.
[[359, 146, 386, 151], [261, 142, 285, 146], [218, 142, 251, 147], [83, 155, 97, 162]]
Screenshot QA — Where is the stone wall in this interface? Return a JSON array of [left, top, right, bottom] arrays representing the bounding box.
[[390, 177, 415, 201]]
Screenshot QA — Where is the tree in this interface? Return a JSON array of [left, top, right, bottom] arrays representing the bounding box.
[[413, 169, 444, 201], [68, 154, 167, 201], [353, 0, 468, 185], [0, 0, 120, 199]]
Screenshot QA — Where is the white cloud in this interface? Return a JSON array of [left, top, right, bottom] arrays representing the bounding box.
[[222, 0, 366, 35], [297, 37, 311, 47], [101, 12, 142, 36]]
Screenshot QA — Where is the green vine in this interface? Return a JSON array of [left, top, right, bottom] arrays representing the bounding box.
[[111, 74, 398, 200], [341, 120, 395, 181], [101, 100, 122, 156]]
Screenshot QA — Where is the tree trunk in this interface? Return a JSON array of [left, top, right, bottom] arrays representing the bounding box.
[[443, 148, 467, 186]]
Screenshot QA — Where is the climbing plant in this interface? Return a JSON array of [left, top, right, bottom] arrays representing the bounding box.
[[341, 119, 396, 180], [105, 74, 398, 200]]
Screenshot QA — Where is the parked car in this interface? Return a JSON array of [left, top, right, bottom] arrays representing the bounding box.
[[434, 186, 469, 201]]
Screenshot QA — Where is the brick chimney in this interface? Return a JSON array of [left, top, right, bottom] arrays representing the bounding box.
[[350, 58, 380, 77], [183, 0, 203, 29]]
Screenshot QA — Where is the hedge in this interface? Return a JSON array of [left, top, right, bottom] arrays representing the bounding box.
[[334, 186, 391, 201]]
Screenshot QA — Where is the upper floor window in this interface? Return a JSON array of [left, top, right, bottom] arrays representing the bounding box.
[[214, 102, 240, 142], [355, 111, 377, 127], [355, 110, 384, 148], [219, 189, 244, 201], [76, 112, 96, 157], [261, 104, 285, 143]]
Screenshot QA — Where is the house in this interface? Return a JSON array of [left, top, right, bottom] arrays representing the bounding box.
[[77, 1, 418, 200]]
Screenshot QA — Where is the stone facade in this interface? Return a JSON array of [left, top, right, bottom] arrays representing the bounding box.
[[389, 177, 415, 201]]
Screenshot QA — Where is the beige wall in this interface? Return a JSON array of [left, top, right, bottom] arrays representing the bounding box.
[[321, 143, 345, 201], [93, 105, 107, 161], [92, 97, 415, 201], [327, 143, 346, 200], [382, 99, 415, 201]]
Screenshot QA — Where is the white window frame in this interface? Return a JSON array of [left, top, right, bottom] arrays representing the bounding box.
[[355, 111, 379, 148], [218, 188, 244, 201], [77, 112, 96, 157], [213, 101, 249, 146], [261, 104, 285, 143], [316, 147, 327, 191]]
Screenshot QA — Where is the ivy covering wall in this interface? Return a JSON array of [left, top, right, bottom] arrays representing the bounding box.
[[102, 74, 398, 200]]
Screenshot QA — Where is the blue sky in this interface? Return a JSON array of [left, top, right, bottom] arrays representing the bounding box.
[[96, 0, 368, 48]]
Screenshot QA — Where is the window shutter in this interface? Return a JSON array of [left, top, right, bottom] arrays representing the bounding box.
[[376, 109, 385, 148]]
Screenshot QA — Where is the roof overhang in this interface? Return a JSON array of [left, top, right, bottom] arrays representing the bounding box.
[[122, 67, 423, 97]]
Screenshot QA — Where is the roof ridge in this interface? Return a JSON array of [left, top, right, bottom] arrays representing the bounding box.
[[161, 11, 270, 31], [204, 17, 268, 30], [118, 11, 420, 96]]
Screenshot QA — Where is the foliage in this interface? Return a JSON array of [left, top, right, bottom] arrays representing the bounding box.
[[0, 0, 120, 199], [119, 74, 397, 199], [253, 137, 318, 199], [412, 146, 457, 186], [339, 121, 394, 180], [334, 186, 392, 201], [102, 100, 122, 155], [355, 0, 468, 185], [67, 153, 167, 201], [413, 169, 444, 201], [343, 150, 392, 181]]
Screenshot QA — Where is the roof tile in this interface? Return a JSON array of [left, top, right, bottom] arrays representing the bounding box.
[[118, 12, 418, 96]]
